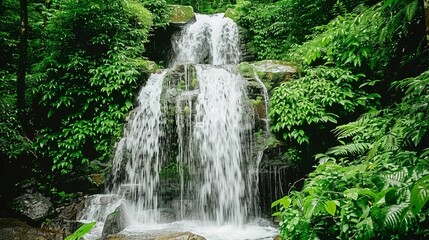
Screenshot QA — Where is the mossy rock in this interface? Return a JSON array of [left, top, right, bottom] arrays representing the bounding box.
[[169, 5, 195, 24], [238, 62, 254, 78], [239, 60, 298, 94], [252, 60, 298, 81], [224, 8, 238, 21]]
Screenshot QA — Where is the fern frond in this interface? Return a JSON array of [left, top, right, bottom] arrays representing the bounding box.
[[333, 121, 366, 139], [378, 133, 401, 152], [382, 202, 409, 231], [404, 0, 419, 22], [392, 150, 418, 166], [379, 0, 419, 42], [326, 142, 372, 156], [383, 168, 409, 187]]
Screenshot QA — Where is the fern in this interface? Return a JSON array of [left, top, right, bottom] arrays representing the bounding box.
[[382, 203, 410, 232], [326, 142, 372, 156], [379, 0, 419, 42], [333, 121, 366, 139], [383, 168, 409, 187]]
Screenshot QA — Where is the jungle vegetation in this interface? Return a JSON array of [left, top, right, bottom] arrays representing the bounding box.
[[0, 0, 428, 239]]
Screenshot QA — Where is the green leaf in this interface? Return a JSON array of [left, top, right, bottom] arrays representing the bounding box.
[[125, 100, 133, 109], [383, 0, 394, 9], [324, 200, 337, 216], [410, 175, 429, 214], [272, 196, 291, 209], [65, 221, 96, 240], [344, 188, 359, 200]]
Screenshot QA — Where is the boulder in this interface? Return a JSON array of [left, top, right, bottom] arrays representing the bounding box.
[[251, 60, 298, 92], [155, 232, 206, 240], [169, 5, 195, 26], [10, 193, 53, 225], [101, 204, 129, 237], [239, 60, 298, 94], [50, 200, 86, 235], [0, 218, 64, 240], [102, 231, 206, 240]]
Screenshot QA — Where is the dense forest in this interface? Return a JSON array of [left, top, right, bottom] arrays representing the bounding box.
[[1, 0, 429, 239]]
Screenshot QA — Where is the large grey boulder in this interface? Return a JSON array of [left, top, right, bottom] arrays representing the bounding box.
[[101, 204, 129, 237], [0, 218, 63, 240], [11, 193, 53, 225], [50, 200, 85, 235]]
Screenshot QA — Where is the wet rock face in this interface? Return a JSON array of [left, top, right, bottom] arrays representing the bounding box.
[[10, 193, 53, 225], [51, 200, 85, 235], [0, 218, 64, 240], [102, 231, 206, 240], [102, 204, 129, 237]]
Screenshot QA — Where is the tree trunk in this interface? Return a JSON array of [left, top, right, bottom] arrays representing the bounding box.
[[424, 0, 429, 46], [17, 0, 28, 135]]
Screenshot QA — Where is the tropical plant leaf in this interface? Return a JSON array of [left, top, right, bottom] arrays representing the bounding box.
[[410, 175, 429, 214], [383, 168, 408, 187], [382, 203, 409, 231], [65, 221, 96, 240]]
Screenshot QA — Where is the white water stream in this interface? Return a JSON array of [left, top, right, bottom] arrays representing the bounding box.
[[80, 13, 276, 240]]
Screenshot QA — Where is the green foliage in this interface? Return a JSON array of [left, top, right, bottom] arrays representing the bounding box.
[[141, 0, 171, 28], [0, 74, 32, 159], [287, 0, 425, 81], [269, 67, 377, 144], [0, 0, 19, 72], [274, 70, 429, 239], [288, 6, 384, 70], [166, 0, 233, 13], [65, 221, 96, 240], [236, 0, 368, 59], [33, 0, 154, 175]]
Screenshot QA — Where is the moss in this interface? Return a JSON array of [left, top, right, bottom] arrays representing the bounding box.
[[191, 78, 198, 89], [224, 8, 238, 21], [169, 5, 195, 23], [134, 59, 159, 74], [238, 62, 255, 78]]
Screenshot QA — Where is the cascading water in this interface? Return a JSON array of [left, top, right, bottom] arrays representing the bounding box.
[[110, 70, 167, 223], [80, 13, 277, 240], [171, 14, 240, 65]]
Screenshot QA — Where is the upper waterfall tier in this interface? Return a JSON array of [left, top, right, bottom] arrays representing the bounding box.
[[170, 14, 241, 66]]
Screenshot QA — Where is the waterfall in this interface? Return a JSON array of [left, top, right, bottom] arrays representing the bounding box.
[[171, 14, 241, 65], [110, 70, 167, 223], [81, 13, 276, 240]]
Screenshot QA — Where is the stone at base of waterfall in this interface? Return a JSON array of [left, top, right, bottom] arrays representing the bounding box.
[[50, 199, 85, 235], [155, 232, 205, 240], [0, 218, 64, 240], [102, 204, 129, 236], [10, 193, 54, 225], [102, 232, 206, 240]]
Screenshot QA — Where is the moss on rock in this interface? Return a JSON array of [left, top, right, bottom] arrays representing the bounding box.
[[169, 5, 195, 24], [224, 8, 238, 21]]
